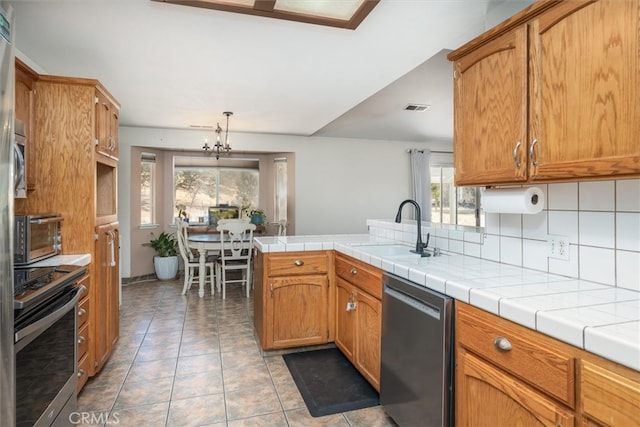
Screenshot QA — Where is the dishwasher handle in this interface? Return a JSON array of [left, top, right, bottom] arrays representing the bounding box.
[[384, 285, 441, 321]]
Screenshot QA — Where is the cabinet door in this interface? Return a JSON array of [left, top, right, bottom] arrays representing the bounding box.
[[354, 290, 381, 391], [335, 278, 356, 361], [95, 90, 119, 159], [453, 26, 529, 186], [529, 0, 640, 181], [456, 349, 575, 427], [266, 274, 329, 349], [94, 222, 120, 372]]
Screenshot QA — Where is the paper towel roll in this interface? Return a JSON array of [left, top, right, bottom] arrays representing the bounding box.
[[482, 187, 544, 214]]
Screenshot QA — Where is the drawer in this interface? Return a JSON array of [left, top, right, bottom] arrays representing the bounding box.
[[77, 322, 89, 359], [77, 353, 90, 393], [456, 303, 575, 407], [77, 297, 89, 328], [335, 255, 383, 299], [267, 252, 328, 276], [77, 273, 90, 295], [580, 359, 640, 426]]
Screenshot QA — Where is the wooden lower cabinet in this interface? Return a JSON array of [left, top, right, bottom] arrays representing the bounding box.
[[456, 302, 640, 427], [580, 359, 640, 427], [254, 251, 333, 350], [93, 223, 120, 373], [456, 303, 576, 426], [456, 348, 575, 427], [76, 273, 91, 392], [335, 254, 382, 391]]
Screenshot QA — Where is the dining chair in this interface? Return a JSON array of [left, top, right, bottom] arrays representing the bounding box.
[[216, 221, 256, 299], [176, 219, 217, 295]]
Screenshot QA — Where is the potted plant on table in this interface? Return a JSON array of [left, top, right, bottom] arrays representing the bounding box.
[[147, 231, 179, 280], [247, 208, 267, 225]]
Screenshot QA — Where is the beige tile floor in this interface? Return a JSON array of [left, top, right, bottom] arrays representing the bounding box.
[[77, 279, 397, 426]]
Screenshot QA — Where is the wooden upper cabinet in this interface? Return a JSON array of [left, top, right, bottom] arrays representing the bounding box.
[[529, 0, 640, 181], [14, 58, 38, 191], [449, 0, 640, 186], [95, 88, 120, 160], [452, 26, 528, 186]]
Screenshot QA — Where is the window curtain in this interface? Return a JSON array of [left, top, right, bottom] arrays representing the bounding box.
[[410, 149, 432, 222]]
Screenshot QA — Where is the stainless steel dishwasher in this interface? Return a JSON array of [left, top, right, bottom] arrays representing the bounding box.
[[380, 273, 453, 427]]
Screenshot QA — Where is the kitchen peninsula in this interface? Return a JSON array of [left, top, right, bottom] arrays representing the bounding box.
[[253, 219, 640, 426]]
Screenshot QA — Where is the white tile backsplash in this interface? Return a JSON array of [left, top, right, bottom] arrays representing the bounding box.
[[616, 179, 640, 212], [548, 211, 579, 243], [548, 183, 578, 210], [579, 212, 615, 248], [617, 250, 640, 292], [500, 236, 522, 266], [367, 180, 639, 290], [616, 212, 640, 251], [580, 180, 615, 211], [522, 211, 547, 240], [579, 246, 615, 286], [500, 213, 522, 238]]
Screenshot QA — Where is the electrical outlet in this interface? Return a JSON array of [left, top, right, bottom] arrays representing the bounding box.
[[547, 234, 570, 260]]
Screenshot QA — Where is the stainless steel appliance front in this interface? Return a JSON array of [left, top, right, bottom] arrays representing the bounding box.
[[14, 267, 85, 427], [14, 214, 63, 265], [0, 2, 16, 425], [380, 273, 454, 427]]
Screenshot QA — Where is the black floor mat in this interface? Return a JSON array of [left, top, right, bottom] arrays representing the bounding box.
[[283, 347, 379, 417]]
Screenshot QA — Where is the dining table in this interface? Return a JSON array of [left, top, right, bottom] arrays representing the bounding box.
[[187, 233, 253, 297], [187, 233, 223, 297]]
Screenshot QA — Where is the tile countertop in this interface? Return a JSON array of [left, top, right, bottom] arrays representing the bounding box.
[[254, 234, 640, 372], [26, 254, 92, 267]]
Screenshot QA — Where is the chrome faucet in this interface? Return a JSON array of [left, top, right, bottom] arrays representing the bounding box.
[[395, 199, 430, 257]]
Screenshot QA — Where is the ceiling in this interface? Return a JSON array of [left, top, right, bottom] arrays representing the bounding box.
[[8, 0, 530, 147]]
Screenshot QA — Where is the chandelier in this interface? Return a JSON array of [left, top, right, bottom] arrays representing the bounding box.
[[203, 111, 233, 159]]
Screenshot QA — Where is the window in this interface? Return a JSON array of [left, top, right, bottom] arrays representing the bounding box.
[[430, 166, 483, 227], [274, 158, 287, 223], [140, 152, 156, 225], [173, 156, 259, 222]]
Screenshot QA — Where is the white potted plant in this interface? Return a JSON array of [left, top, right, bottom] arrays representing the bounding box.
[[147, 231, 179, 280]]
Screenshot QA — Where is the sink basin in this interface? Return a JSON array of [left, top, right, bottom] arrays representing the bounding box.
[[356, 244, 449, 258], [356, 244, 419, 258]]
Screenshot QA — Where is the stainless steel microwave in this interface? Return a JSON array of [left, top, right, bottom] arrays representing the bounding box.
[[14, 214, 63, 265]]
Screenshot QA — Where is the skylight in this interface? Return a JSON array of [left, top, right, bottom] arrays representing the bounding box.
[[152, 0, 380, 29]]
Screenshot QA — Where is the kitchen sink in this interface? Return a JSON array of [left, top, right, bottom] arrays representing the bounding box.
[[356, 244, 423, 258], [356, 244, 449, 258]]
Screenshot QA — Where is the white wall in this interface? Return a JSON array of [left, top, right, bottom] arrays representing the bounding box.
[[118, 126, 450, 278]]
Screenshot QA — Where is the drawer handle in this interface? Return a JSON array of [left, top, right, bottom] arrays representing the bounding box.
[[78, 308, 86, 317], [494, 337, 512, 352], [77, 369, 85, 378], [294, 260, 304, 266], [78, 336, 86, 345], [350, 268, 357, 275]]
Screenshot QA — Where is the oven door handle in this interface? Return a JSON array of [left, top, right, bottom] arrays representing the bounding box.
[[29, 215, 65, 224], [15, 287, 81, 343]]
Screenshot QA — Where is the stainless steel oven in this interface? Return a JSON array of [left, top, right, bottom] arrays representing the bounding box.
[[14, 214, 63, 265], [14, 266, 86, 427]]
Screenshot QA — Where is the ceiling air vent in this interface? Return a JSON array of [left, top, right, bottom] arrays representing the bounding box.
[[404, 103, 431, 112]]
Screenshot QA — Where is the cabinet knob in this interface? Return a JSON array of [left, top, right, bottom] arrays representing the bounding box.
[[78, 308, 86, 317], [77, 369, 85, 378], [350, 268, 357, 275], [493, 336, 512, 352], [294, 260, 304, 266], [78, 336, 86, 344]]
